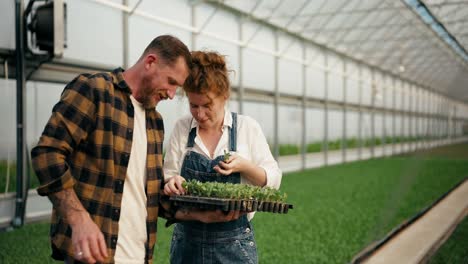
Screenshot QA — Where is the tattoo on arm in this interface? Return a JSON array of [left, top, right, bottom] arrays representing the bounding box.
[[49, 189, 86, 221]]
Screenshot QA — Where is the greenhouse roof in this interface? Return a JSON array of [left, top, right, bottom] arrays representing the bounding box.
[[212, 0, 468, 102]]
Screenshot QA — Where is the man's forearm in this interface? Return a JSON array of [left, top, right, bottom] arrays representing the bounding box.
[[175, 207, 198, 221], [49, 188, 90, 226]]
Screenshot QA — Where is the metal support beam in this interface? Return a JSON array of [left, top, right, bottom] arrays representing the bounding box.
[[415, 87, 420, 149], [370, 69, 375, 158], [301, 42, 307, 170], [342, 59, 347, 162], [310, 1, 353, 39], [392, 78, 397, 155], [382, 75, 387, 157], [409, 85, 414, 151], [401, 82, 405, 152], [191, 3, 197, 51], [324, 50, 329, 166], [242, 0, 283, 47], [197, 5, 218, 33], [238, 16, 244, 114], [122, 0, 129, 69], [13, 0, 27, 228], [358, 66, 363, 159], [329, 1, 386, 46], [273, 30, 279, 160]]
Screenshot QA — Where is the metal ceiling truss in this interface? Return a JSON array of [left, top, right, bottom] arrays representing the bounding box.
[[214, 0, 468, 104], [16, 0, 466, 105], [328, 2, 387, 47]]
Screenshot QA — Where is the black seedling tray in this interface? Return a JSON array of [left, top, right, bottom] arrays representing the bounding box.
[[169, 195, 293, 214]]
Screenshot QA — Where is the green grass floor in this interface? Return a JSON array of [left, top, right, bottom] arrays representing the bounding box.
[[429, 211, 468, 264], [1, 143, 468, 263]]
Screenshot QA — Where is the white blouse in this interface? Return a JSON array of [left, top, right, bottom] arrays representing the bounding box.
[[163, 110, 282, 190]]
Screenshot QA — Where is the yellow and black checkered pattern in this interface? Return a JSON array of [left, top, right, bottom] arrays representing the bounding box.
[[31, 68, 173, 263]]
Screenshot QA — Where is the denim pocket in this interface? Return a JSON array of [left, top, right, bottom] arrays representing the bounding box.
[[170, 225, 186, 264], [234, 234, 258, 264]]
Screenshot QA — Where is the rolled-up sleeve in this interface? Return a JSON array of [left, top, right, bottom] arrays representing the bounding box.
[[31, 75, 96, 196], [163, 119, 186, 181], [248, 118, 282, 189]]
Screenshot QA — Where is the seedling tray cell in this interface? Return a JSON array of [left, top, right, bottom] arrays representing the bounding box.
[[170, 195, 293, 214]]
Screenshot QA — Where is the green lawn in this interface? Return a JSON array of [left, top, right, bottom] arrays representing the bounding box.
[[1, 143, 468, 263]]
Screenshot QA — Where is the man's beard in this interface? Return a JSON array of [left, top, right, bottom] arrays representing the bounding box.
[[139, 85, 157, 109], [138, 75, 164, 109]]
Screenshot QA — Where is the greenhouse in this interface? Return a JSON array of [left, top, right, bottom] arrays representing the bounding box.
[[1, 0, 468, 263]]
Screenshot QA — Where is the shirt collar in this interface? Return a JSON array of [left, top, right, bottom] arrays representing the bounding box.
[[190, 107, 232, 130], [112, 67, 131, 94]]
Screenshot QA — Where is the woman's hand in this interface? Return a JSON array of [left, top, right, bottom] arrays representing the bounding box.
[[164, 175, 186, 196], [214, 153, 267, 186], [213, 153, 253, 175]]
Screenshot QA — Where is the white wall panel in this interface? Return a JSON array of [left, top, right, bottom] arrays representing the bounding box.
[[279, 105, 302, 144], [63, 0, 124, 65], [306, 108, 324, 143], [328, 110, 343, 140], [0, 0, 15, 49]]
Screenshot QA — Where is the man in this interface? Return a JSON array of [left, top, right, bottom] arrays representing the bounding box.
[[31, 35, 191, 263]]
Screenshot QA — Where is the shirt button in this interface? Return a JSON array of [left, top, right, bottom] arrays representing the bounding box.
[[245, 228, 251, 233], [249, 241, 255, 247]]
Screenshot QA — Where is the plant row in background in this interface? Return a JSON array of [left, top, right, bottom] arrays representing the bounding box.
[[0, 161, 39, 194], [277, 136, 437, 156], [181, 180, 288, 202]]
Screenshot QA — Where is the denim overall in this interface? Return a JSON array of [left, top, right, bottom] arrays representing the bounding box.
[[170, 112, 258, 264]]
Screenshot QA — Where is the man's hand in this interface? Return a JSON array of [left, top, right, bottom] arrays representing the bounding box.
[[197, 210, 243, 223], [164, 175, 186, 196], [69, 211, 108, 263], [49, 189, 108, 263]]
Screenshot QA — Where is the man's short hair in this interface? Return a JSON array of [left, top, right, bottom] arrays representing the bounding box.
[[143, 35, 192, 69]]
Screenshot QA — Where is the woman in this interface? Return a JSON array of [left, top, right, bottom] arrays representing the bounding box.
[[164, 51, 282, 264]]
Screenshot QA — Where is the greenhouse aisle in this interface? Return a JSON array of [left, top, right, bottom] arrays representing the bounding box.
[[361, 179, 468, 264]]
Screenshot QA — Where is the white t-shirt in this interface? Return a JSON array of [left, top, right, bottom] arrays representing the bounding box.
[[163, 109, 282, 220], [114, 95, 147, 263]]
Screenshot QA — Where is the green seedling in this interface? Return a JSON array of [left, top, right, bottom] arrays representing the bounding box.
[[223, 149, 231, 162], [183, 179, 288, 202]]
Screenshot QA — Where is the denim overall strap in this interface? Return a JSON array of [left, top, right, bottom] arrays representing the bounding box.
[[186, 118, 197, 148], [171, 112, 257, 264], [179, 112, 248, 231], [229, 112, 237, 152], [186, 112, 237, 150]]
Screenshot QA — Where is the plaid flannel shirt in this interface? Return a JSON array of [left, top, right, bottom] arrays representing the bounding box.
[[31, 68, 173, 263]]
